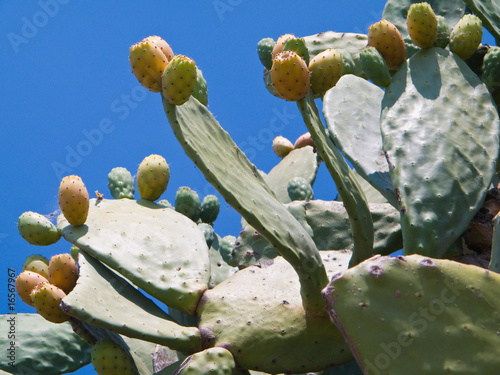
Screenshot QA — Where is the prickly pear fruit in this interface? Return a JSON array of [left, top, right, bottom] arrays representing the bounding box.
[[198, 223, 216, 248], [309, 48, 344, 96], [200, 195, 220, 224], [23, 254, 50, 278], [48, 253, 79, 294], [271, 34, 295, 60], [219, 235, 237, 266], [137, 154, 170, 201], [340, 50, 356, 75], [287, 177, 314, 201], [406, 2, 438, 49], [270, 50, 310, 101], [368, 19, 407, 70], [18, 211, 61, 246], [161, 55, 197, 105], [91, 340, 136, 375], [175, 347, 235, 374], [258, 37, 275, 70], [359, 46, 392, 88], [30, 282, 69, 323], [15, 271, 49, 307], [272, 136, 294, 158], [129, 36, 172, 92], [283, 37, 310, 65], [58, 175, 89, 226], [157, 199, 173, 209], [107, 167, 135, 199], [175, 186, 201, 222], [294, 132, 315, 150], [434, 15, 450, 48], [449, 14, 483, 60], [70, 245, 80, 261], [193, 68, 208, 106], [482, 46, 500, 94]]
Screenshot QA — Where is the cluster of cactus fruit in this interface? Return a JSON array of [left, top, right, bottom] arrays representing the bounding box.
[[5, 0, 500, 374]]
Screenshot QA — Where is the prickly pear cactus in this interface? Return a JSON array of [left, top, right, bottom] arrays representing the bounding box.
[[18, 211, 61, 246], [108, 167, 135, 199]]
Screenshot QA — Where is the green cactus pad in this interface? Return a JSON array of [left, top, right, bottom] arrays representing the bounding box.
[[62, 250, 201, 354], [324, 254, 500, 374], [198, 252, 353, 374], [198, 222, 215, 248], [18, 211, 61, 246], [107, 167, 135, 199], [0, 313, 90, 374], [489, 212, 500, 273], [381, 47, 500, 257], [257, 37, 275, 70], [58, 198, 210, 315], [218, 235, 237, 267], [382, 0, 466, 38], [233, 200, 402, 268], [323, 74, 397, 207], [264, 146, 318, 204], [175, 347, 236, 374], [463, 0, 500, 43], [303, 32, 368, 77], [163, 95, 328, 315], [193, 68, 208, 106]]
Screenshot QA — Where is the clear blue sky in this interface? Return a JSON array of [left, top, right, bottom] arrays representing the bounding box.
[[0, 1, 494, 374]]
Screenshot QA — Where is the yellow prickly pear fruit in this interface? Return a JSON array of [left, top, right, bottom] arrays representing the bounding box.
[[270, 50, 310, 101], [161, 55, 198, 105], [407, 2, 438, 49], [449, 14, 483, 60], [91, 340, 136, 375], [272, 136, 294, 158], [58, 175, 89, 226], [23, 254, 50, 278], [368, 20, 407, 70], [271, 33, 295, 60], [129, 36, 172, 92], [15, 271, 49, 307], [30, 282, 69, 323], [137, 154, 170, 201], [308, 48, 344, 97], [48, 253, 79, 294]]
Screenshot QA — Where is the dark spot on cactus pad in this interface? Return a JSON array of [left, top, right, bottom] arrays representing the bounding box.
[[419, 258, 437, 267], [359, 302, 367, 308], [368, 264, 384, 277]]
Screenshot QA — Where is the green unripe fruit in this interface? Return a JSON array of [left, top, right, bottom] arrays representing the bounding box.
[[200, 195, 220, 224], [287, 177, 314, 201], [360, 47, 392, 88], [257, 37, 275, 70], [70, 245, 80, 261], [271, 34, 295, 60], [283, 37, 310, 66], [406, 2, 438, 49], [434, 15, 450, 48], [219, 235, 237, 267], [175, 186, 201, 222], [107, 167, 135, 199], [193, 68, 208, 106], [340, 50, 356, 75], [23, 254, 49, 278], [18, 211, 60, 246], [162, 54, 197, 105], [91, 340, 136, 375], [198, 223, 216, 248], [368, 19, 407, 70], [157, 199, 173, 209], [15, 271, 48, 307], [137, 154, 170, 201], [272, 136, 294, 158], [450, 14, 483, 60], [58, 175, 89, 226], [270, 50, 310, 101], [309, 48, 344, 97], [482, 46, 500, 93], [30, 282, 69, 323], [48, 253, 79, 294], [129, 36, 172, 93]]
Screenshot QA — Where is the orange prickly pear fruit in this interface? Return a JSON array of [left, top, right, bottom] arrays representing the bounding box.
[[58, 175, 89, 226], [271, 33, 295, 60], [162, 55, 198, 105], [30, 282, 69, 323], [407, 2, 438, 49], [368, 19, 407, 70], [309, 48, 344, 96], [129, 36, 172, 92], [270, 50, 310, 101], [48, 253, 79, 294], [15, 271, 49, 307], [272, 136, 294, 158]]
